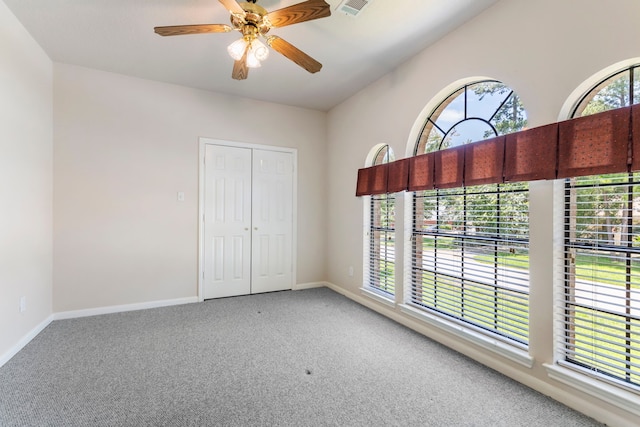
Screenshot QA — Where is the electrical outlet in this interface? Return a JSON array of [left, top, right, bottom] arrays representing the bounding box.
[[19, 296, 26, 313], [348, 266, 354, 277]]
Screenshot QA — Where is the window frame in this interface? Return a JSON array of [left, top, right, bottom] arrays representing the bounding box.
[[363, 145, 396, 302], [559, 65, 640, 392], [406, 80, 531, 349]]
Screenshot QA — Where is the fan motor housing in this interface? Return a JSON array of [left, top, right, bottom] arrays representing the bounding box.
[[232, 2, 271, 36]]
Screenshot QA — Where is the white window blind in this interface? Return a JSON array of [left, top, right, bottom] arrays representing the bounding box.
[[410, 182, 529, 344], [560, 172, 640, 389], [365, 144, 395, 297], [367, 193, 395, 296]]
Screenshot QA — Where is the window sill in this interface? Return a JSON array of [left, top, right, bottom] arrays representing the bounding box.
[[399, 304, 534, 368], [544, 362, 640, 417], [360, 287, 396, 307]]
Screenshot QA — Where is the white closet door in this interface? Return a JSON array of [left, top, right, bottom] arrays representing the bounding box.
[[251, 149, 294, 294], [203, 145, 252, 299]]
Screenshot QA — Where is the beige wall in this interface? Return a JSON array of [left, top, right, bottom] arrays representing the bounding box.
[[326, 0, 640, 425], [0, 0, 53, 361], [53, 64, 327, 312], [3, 0, 639, 423]]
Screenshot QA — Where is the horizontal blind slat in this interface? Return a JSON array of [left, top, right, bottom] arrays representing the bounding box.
[[560, 171, 640, 389], [410, 182, 530, 345], [367, 193, 396, 295]]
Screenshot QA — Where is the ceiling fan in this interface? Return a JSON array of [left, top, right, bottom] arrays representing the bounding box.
[[154, 0, 331, 80]]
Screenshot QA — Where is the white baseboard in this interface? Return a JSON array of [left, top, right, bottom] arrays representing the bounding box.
[[2, 297, 198, 367], [325, 282, 373, 304], [545, 363, 640, 418], [360, 287, 396, 307], [327, 282, 531, 365], [53, 296, 199, 320], [2, 287, 322, 367], [293, 281, 328, 290], [0, 314, 53, 368]]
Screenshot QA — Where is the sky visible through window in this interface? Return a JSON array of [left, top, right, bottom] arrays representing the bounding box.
[[420, 81, 528, 153]]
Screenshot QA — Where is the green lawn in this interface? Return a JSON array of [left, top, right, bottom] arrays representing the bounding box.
[[413, 271, 529, 344], [413, 260, 639, 387], [569, 306, 640, 387], [397, 239, 640, 386], [472, 250, 639, 386], [474, 252, 640, 289]]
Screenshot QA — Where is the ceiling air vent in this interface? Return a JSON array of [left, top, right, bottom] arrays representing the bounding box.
[[337, 0, 372, 17]]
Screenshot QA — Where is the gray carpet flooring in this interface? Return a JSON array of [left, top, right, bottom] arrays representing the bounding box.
[[0, 287, 601, 426]]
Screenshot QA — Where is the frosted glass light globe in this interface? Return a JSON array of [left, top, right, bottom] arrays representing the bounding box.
[[227, 38, 247, 61]]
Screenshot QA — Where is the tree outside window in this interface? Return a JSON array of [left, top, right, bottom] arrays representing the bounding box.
[[411, 81, 530, 344]]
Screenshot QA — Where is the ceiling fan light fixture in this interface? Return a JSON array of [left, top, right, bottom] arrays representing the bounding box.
[[227, 38, 247, 61], [250, 38, 269, 62], [155, 0, 332, 80], [246, 46, 262, 68]]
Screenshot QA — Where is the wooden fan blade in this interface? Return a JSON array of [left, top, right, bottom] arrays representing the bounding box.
[[154, 24, 232, 36], [266, 0, 331, 28], [232, 48, 249, 80], [219, 0, 245, 15], [266, 36, 322, 73]]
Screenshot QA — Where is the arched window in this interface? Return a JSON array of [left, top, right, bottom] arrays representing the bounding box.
[[364, 145, 396, 298], [409, 81, 530, 345], [415, 81, 527, 154], [561, 65, 640, 390]]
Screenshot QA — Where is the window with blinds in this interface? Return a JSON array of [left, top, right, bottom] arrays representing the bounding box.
[[412, 182, 529, 344], [562, 173, 640, 388], [368, 193, 395, 295], [560, 65, 640, 390], [365, 145, 395, 297], [409, 81, 530, 346]]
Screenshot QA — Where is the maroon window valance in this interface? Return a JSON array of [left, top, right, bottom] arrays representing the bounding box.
[[387, 158, 410, 193], [408, 153, 435, 191], [435, 145, 465, 189], [356, 105, 636, 197], [504, 123, 558, 182], [632, 104, 640, 172], [464, 136, 505, 186], [557, 105, 631, 178], [355, 164, 387, 196], [354, 158, 410, 196]]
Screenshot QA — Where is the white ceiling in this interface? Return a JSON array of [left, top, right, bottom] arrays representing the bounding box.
[[4, 0, 497, 111]]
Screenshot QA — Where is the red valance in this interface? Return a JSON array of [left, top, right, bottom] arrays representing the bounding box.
[[435, 146, 465, 189], [464, 136, 505, 186], [557, 106, 630, 178], [632, 104, 640, 172], [387, 158, 410, 193], [504, 123, 558, 182], [355, 164, 387, 196], [408, 153, 435, 191], [356, 105, 636, 196]]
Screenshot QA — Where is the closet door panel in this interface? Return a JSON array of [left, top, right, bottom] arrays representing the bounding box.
[[203, 145, 252, 299], [251, 149, 294, 293]]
